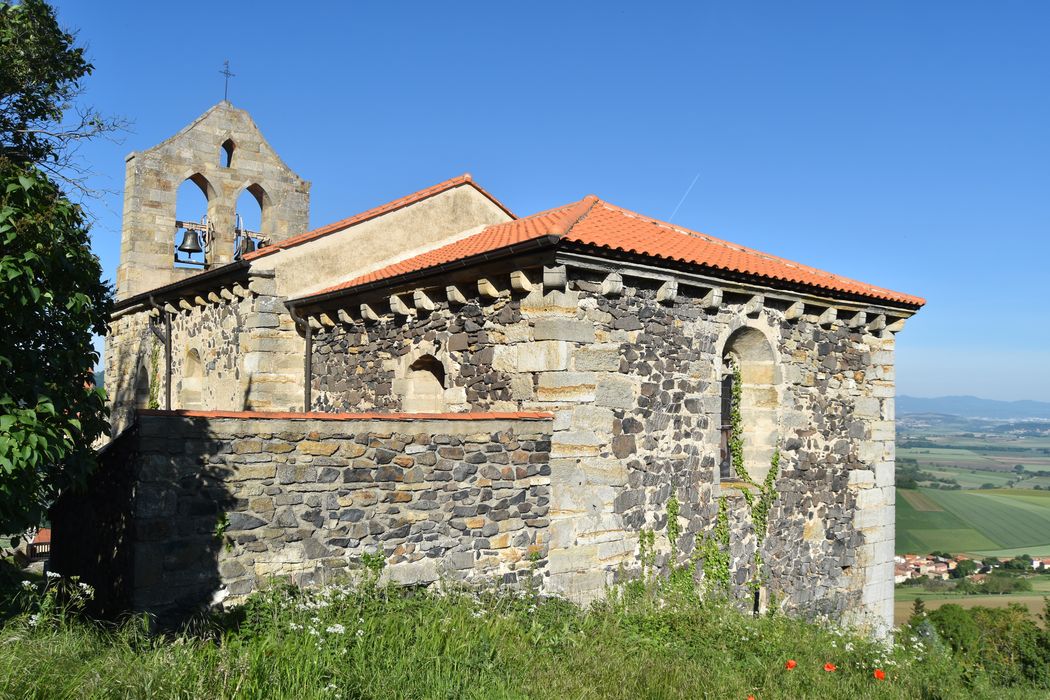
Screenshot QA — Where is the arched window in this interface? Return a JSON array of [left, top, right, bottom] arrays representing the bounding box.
[[134, 365, 151, 411], [720, 327, 778, 482], [174, 174, 213, 268], [180, 349, 203, 409], [233, 183, 269, 258], [403, 355, 445, 412], [219, 139, 235, 168]]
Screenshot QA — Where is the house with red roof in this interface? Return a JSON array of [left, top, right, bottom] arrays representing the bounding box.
[[54, 103, 921, 634]]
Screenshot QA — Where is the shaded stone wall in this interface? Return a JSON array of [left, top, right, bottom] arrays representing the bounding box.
[[91, 414, 551, 619], [106, 275, 305, 434]]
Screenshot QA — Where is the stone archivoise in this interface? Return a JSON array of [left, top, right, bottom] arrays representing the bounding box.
[[52, 102, 923, 635]]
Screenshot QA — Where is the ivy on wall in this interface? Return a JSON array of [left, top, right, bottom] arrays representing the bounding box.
[[148, 340, 160, 410]]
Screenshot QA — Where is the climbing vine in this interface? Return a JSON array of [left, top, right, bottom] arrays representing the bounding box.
[[665, 495, 681, 559], [692, 496, 731, 592], [147, 340, 160, 410]]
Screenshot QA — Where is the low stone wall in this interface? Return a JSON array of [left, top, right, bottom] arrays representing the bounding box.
[[66, 411, 553, 619]]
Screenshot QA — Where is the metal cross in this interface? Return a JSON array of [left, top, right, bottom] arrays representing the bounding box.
[[220, 60, 236, 102]]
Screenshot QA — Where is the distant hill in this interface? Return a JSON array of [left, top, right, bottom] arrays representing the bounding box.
[[898, 395, 1050, 420]]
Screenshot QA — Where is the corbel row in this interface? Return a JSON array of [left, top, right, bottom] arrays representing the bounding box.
[[582, 268, 907, 336], [300, 267, 550, 330]]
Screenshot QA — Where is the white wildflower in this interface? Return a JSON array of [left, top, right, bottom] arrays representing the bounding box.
[[21, 580, 35, 590], [45, 571, 60, 579], [356, 629, 364, 637], [28, 614, 40, 627], [289, 623, 303, 631], [326, 624, 346, 634]]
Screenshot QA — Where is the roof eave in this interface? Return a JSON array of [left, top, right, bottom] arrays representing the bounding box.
[[287, 234, 561, 310]]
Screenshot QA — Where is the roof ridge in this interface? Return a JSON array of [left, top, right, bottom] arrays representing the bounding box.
[[550, 195, 599, 238]]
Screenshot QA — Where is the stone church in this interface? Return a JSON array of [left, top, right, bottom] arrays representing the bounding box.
[[52, 102, 923, 635]]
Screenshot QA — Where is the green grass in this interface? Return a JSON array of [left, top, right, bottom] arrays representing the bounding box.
[[0, 577, 1039, 699], [896, 488, 1050, 556]]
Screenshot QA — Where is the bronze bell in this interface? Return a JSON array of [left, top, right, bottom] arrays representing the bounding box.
[[237, 236, 257, 257], [177, 229, 203, 254]]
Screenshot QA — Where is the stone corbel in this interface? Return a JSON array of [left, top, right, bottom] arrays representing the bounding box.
[[163, 302, 178, 315], [413, 289, 437, 312], [867, 314, 887, 334], [784, 300, 805, 321], [232, 283, 251, 298], [477, 278, 502, 300], [885, 317, 907, 334], [817, 307, 837, 328], [318, 312, 337, 328], [701, 287, 722, 311], [193, 295, 208, 306], [445, 284, 468, 306], [337, 308, 355, 325], [743, 294, 764, 317], [847, 311, 867, 329], [390, 294, 414, 317], [220, 288, 236, 302], [543, 265, 567, 290], [600, 272, 623, 297], [656, 278, 678, 304], [360, 303, 381, 323], [308, 316, 323, 330], [178, 298, 193, 311], [510, 270, 534, 294], [207, 291, 221, 304]]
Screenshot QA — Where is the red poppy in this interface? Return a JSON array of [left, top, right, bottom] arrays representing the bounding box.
[[874, 669, 886, 681], [747, 696, 755, 700], [784, 659, 797, 670], [823, 663, 837, 672]]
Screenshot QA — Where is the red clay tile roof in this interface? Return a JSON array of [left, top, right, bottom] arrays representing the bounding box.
[[138, 409, 552, 421], [243, 174, 514, 261], [32, 528, 50, 544], [302, 195, 925, 307]]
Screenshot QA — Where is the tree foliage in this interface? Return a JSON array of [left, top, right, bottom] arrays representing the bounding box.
[[0, 0, 123, 193], [0, 0, 113, 536]]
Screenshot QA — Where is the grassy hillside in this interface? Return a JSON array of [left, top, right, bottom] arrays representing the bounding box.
[[0, 576, 1041, 700], [896, 488, 1050, 557]]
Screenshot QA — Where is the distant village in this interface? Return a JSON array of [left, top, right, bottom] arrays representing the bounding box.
[[895, 552, 1050, 585]]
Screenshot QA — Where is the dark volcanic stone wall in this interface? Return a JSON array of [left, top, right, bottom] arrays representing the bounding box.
[[311, 297, 522, 412]]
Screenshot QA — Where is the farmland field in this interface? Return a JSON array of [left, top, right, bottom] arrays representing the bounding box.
[[895, 488, 1050, 557]]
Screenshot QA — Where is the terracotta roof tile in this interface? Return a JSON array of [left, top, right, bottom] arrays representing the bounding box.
[[297, 195, 924, 307], [313, 197, 597, 295], [243, 174, 514, 261]]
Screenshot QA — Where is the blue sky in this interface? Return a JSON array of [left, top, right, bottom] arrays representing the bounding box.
[[53, 1, 1049, 401]]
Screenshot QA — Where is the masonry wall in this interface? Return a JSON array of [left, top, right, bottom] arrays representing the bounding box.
[[68, 414, 552, 620], [309, 273, 897, 632], [106, 274, 305, 434]]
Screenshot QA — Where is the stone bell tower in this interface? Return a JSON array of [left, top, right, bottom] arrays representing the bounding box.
[[115, 102, 310, 300]]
